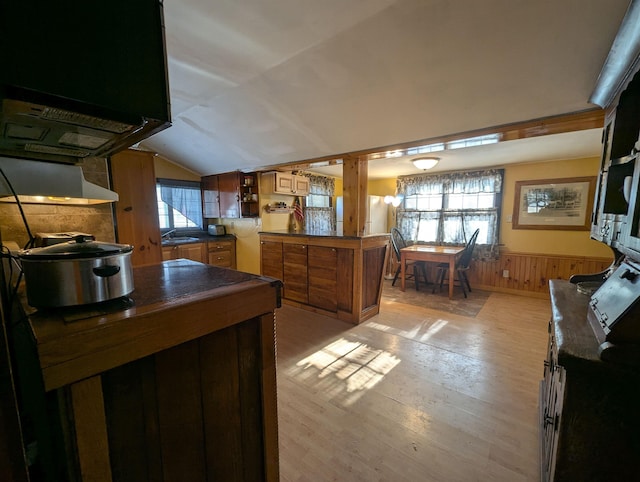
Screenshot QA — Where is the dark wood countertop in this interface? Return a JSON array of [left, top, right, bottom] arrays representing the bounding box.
[[549, 279, 640, 373], [549, 279, 600, 364], [259, 229, 390, 239], [25, 260, 281, 391]]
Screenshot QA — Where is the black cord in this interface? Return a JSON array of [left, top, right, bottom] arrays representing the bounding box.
[[0, 245, 24, 312], [0, 167, 35, 249]]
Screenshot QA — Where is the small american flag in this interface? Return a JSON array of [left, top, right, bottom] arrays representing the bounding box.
[[293, 196, 304, 222]]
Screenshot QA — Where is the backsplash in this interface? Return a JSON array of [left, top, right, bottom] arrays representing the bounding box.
[[0, 157, 116, 248]]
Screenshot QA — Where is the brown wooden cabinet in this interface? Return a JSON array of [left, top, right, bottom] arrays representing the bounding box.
[[202, 175, 220, 218], [202, 171, 259, 219], [207, 238, 236, 268], [308, 245, 339, 312], [261, 172, 310, 196], [259, 233, 388, 323], [110, 149, 163, 267], [541, 280, 640, 481], [263, 240, 342, 311], [15, 261, 280, 482], [260, 239, 283, 281], [540, 324, 566, 481], [218, 171, 241, 218], [283, 242, 308, 304], [162, 242, 207, 263]]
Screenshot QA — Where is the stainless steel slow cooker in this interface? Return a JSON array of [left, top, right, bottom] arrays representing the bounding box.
[[18, 236, 134, 308]]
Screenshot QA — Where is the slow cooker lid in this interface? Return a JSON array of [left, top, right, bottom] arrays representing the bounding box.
[[19, 235, 133, 260]]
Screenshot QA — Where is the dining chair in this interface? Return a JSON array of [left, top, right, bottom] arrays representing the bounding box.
[[432, 228, 480, 298], [390, 227, 429, 290]]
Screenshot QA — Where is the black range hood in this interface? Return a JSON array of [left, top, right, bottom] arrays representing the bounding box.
[[0, 0, 171, 164]]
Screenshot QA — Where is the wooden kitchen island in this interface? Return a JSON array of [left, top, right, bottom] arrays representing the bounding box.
[[259, 230, 389, 324], [14, 260, 281, 482]]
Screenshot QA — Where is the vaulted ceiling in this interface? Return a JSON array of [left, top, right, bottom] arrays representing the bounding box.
[[140, 0, 632, 177]]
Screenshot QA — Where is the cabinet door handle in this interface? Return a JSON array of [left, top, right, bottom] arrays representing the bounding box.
[[544, 413, 559, 430]]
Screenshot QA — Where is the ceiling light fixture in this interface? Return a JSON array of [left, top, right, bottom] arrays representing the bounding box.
[[412, 156, 440, 170]]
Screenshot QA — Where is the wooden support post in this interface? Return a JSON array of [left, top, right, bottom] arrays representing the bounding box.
[[69, 376, 113, 482], [341, 155, 368, 237]]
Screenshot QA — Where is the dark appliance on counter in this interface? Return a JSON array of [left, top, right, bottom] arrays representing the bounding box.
[[33, 232, 95, 247], [0, 0, 171, 164], [208, 224, 227, 236]]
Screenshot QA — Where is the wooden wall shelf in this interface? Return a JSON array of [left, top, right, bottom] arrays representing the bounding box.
[[264, 205, 293, 214]]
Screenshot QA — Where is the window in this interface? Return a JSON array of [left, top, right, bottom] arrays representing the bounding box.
[[396, 169, 503, 258], [303, 173, 336, 232], [156, 178, 203, 231]]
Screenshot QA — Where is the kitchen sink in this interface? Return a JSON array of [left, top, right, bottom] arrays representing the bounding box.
[[161, 236, 200, 245]]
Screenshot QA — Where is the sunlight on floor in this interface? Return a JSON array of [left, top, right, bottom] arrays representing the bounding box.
[[365, 318, 449, 342], [294, 338, 401, 404]]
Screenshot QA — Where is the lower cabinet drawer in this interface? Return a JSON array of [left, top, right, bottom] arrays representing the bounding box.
[[209, 250, 232, 267]]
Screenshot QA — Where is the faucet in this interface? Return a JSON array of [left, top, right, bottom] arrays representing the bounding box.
[[161, 229, 176, 239]]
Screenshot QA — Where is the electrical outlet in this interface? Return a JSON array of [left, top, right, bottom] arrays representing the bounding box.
[[506, 214, 512, 222], [502, 269, 509, 278]]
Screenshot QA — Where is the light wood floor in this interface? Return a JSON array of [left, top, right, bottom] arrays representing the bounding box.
[[275, 288, 551, 481]]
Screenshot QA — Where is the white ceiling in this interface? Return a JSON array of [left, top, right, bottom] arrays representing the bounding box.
[[140, 0, 631, 178]]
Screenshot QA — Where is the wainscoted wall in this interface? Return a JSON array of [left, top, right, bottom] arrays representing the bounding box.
[[467, 252, 613, 298]]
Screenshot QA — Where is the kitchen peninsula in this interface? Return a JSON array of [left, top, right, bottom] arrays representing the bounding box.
[[259, 229, 389, 324], [14, 260, 280, 482]]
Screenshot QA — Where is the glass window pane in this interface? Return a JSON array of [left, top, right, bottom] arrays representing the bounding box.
[[477, 193, 495, 208], [404, 196, 418, 210], [448, 193, 463, 209], [416, 218, 439, 243]]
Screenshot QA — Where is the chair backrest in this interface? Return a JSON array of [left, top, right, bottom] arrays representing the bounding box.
[[456, 228, 480, 269], [390, 227, 408, 262]]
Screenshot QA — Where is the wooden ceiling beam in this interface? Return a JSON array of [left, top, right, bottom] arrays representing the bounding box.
[[270, 108, 605, 172]]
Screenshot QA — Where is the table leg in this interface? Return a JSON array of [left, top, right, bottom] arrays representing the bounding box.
[[400, 252, 406, 292], [448, 256, 455, 299]]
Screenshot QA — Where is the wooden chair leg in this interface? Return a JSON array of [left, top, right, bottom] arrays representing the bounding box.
[[458, 269, 467, 298], [462, 271, 472, 293], [420, 263, 429, 285], [433, 267, 447, 293], [413, 265, 420, 291], [392, 265, 401, 286]]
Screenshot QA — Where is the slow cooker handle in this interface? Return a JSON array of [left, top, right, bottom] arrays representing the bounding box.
[[93, 265, 121, 277]]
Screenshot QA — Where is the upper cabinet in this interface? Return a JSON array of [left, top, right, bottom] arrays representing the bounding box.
[[591, 67, 640, 255], [261, 172, 310, 196], [202, 171, 259, 219]]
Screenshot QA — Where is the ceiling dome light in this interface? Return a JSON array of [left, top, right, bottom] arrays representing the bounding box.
[[412, 156, 440, 170]]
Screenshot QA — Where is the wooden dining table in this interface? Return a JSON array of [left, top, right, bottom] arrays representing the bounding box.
[[400, 245, 465, 299]]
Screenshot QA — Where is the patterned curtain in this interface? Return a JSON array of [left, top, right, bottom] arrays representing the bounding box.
[[300, 172, 336, 232], [396, 169, 503, 259]]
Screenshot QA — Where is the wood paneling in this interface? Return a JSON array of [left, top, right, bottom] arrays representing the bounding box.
[[466, 252, 612, 296], [100, 319, 273, 481], [261, 240, 283, 281], [283, 243, 308, 304], [110, 150, 163, 267], [308, 246, 338, 312], [336, 248, 354, 313], [362, 245, 386, 310]]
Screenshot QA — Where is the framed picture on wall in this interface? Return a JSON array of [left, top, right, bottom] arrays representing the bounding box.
[[512, 176, 596, 230]]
